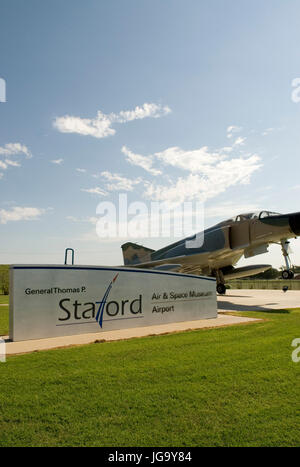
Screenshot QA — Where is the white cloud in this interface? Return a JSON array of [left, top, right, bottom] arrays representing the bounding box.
[[81, 187, 108, 196], [4, 159, 21, 167], [67, 215, 98, 224], [221, 146, 233, 153], [53, 103, 171, 139], [54, 111, 115, 139], [153, 146, 226, 173], [227, 125, 242, 139], [0, 159, 22, 170], [0, 143, 31, 158], [144, 157, 261, 204], [0, 207, 45, 224], [123, 144, 262, 205], [51, 158, 64, 165], [0, 143, 31, 179], [76, 168, 87, 173], [121, 145, 162, 176], [261, 127, 277, 136], [233, 136, 246, 146], [112, 103, 171, 123], [100, 171, 142, 191]]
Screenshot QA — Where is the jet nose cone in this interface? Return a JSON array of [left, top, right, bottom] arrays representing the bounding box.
[[289, 212, 300, 236]]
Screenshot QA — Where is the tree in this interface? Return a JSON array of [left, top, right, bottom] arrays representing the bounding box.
[[250, 268, 280, 280], [0, 270, 9, 295]]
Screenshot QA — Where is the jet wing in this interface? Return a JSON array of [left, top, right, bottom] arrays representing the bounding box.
[[123, 256, 208, 276], [124, 255, 187, 270]]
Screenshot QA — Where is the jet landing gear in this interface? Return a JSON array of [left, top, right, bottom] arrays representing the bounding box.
[[282, 270, 294, 280], [216, 283, 227, 295], [281, 239, 294, 280], [215, 270, 227, 295]]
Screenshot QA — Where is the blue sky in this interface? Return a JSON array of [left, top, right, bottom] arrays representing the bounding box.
[[1, 0, 300, 267]]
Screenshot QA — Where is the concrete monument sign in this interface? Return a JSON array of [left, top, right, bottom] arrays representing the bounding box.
[[9, 265, 217, 341]]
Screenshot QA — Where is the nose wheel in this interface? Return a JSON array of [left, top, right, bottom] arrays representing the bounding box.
[[282, 269, 294, 280]]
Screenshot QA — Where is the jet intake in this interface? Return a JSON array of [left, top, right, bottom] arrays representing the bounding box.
[[223, 264, 271, 280], [289, 212, 300, 236], [244, 244, 269, 258]]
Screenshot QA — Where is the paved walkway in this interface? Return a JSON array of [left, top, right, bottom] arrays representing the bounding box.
[[3, 313, 260, 356], [5, 288, 298, 356]]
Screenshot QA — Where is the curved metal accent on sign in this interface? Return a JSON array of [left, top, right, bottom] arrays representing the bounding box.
[[64, 248, 75, 265]]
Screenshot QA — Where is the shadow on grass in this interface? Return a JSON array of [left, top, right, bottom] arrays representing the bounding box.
[[218, 301, 290, 314], [258, 309, 290, 314]]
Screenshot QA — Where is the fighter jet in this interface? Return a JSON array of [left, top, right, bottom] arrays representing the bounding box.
[[121, 210, 300, 294]]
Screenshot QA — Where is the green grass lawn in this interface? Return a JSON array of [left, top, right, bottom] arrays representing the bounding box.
[[0, 295, 9, 305], [0, 307, 299, 447], [0, 295, 9, 336], [0, 305, 8, 336]]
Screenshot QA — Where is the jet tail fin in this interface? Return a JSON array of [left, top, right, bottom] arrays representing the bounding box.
[[121, 242, 155, 266]]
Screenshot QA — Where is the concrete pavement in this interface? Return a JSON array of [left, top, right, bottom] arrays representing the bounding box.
[[218, 288, 300, 312]]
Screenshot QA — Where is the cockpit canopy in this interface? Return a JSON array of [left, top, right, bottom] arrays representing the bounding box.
[[217, 211, 281, 226]]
